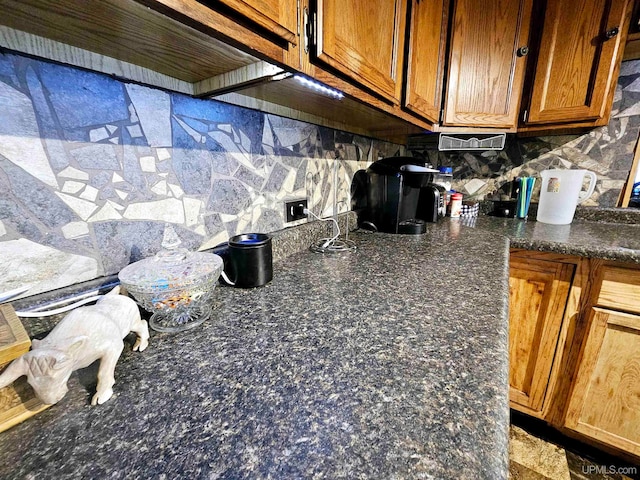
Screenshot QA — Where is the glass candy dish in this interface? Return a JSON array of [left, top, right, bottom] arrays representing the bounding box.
[[118, 226, 223, 333]]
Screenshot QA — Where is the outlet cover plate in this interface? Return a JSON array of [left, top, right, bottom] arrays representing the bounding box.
[[285, 199, 308, 222]]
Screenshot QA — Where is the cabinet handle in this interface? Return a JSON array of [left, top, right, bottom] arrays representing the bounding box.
[[605, 27, 619, 39], [517, 46, 529, 57]]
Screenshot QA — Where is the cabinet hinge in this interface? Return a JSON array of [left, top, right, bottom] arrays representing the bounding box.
[[303, 7, 315, 54]]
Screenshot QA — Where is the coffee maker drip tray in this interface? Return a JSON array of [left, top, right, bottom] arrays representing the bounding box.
[[397, 219, 426, 235]]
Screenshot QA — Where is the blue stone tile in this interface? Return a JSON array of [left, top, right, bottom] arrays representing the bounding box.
[[70, 143, 120, 170], [172, 94, 264, 153], [25, 66, 70, 171], [203, 212, 224, 237], [0, 157, 75, 229], [208, 179, 250, 215], [92, 221, 202, 275], [122, 144, 146, 193], [263, 163, 289, 192], [38, 61, 128, 129], [0, 53, 21, 91], [172, 124, 213, 195]]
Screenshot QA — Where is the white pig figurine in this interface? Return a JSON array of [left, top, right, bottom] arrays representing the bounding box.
[[0, 286, 149, 405]]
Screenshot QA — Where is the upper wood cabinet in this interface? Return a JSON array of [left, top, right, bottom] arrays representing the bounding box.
[[509, 254, 575, 416], [211, 0, 298, 45], [442, 0, 533, 128], [403, 0, 448, 123], [523, 0, 633, 126], [311, 0, 407, 104]]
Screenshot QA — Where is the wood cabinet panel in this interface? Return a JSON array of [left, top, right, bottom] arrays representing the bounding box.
[[526, 0, 632, 124], [565, 308, 640, 458], [314, 0, 406, 103], [597, 265, 640, 315], [443, 0, 532, 128], [403, 0, 448, 123], [509, 256, 574, 414], [212, 0, 298, 44]]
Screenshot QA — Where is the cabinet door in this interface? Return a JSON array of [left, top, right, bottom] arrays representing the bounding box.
[[565, 308, 640, 458], [403, 0, 448, 123], [314, 0, 407, 104], [443, 0, 533, 128], [526, 0, 632, 125], [212, 0, 298, 45], [509, 257, 574, 414]]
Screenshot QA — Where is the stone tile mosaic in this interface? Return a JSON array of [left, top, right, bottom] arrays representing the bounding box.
[[0, 51, 404, 298], [410, 59, 640, 207]]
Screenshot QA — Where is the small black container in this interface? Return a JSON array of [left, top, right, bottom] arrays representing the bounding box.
[[225, 233, 273, 288]]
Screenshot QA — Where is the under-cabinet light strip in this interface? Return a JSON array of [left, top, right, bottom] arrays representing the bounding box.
[[293, 75, 344, 99]]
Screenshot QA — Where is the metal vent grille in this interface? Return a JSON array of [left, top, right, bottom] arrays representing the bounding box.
[[438, 133, 506, 151]]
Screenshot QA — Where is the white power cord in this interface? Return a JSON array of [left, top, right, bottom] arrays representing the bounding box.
[[303, 208, 356, 254], [14, 295, 104, 317], [303, 208, 340, 248]]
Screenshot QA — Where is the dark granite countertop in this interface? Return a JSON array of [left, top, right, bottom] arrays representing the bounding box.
[[0, 223, 511, 480], [465, 216, 640, 263]]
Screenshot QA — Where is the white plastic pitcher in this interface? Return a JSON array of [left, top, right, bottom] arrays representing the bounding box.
[[536, 169, 597, 225]]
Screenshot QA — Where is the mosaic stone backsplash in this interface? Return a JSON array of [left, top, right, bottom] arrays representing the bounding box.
[[412, 60, 640, 207], [0, 52, 403, 298]]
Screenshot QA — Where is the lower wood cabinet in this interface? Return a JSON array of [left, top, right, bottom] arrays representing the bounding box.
[[564, 307, 640, 458], [509, 251, 640, 462], [509, 255, 574, 416]]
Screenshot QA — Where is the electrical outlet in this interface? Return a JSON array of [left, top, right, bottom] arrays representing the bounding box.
[[285, 199, 308, 223]]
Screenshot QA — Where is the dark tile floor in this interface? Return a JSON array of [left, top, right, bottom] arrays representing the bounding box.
[[509, 412, 640, 480]]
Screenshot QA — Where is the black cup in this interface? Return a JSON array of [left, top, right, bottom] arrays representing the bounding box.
[[223, 233, 273, 288]]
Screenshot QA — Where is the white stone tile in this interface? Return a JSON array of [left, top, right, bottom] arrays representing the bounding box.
[[151, 180, 167, 196], [168, 183, 184, 198], [62, 180, 85, 194], [112, 172, 124, 183], [262, 118, 274, 147], [128, 103, 138, 122], [123, 198, 185, 224], [220, 213, 237, 222], [125, 84, 172, 147], [108, 137, 119, 144], [0, 238, 100, 298], [0, 220, 6, 237], [0, 82, 58, 187], [54, 192, 98, 221], [218, 124, 232, 133], [210, 131, 241, 154], [115, 189, 128, 200], [240, 130, 251, 151], [156, 148, 171, 161], [159, 173, 169, 178], [106, 125, 118, 134], [464, 178, 488, 195], [127, 124, 143, 138], [88, 202, 123, 222], [61, 221, 89, 239], [107, 199, 125, 211], [90, 127, 110, 142], [615, 102, 640, 118], [80, 185, 99, 201], [139, 155, 156, 172], [199, 230, 229, 251], [183, 197, 203, 226], [194, 225, 206, 236]]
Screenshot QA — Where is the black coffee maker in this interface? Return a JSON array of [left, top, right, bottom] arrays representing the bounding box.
[[352, 157, 444, 234]]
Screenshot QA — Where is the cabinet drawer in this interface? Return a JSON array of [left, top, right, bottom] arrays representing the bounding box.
[[597, 265, 640, 314]]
